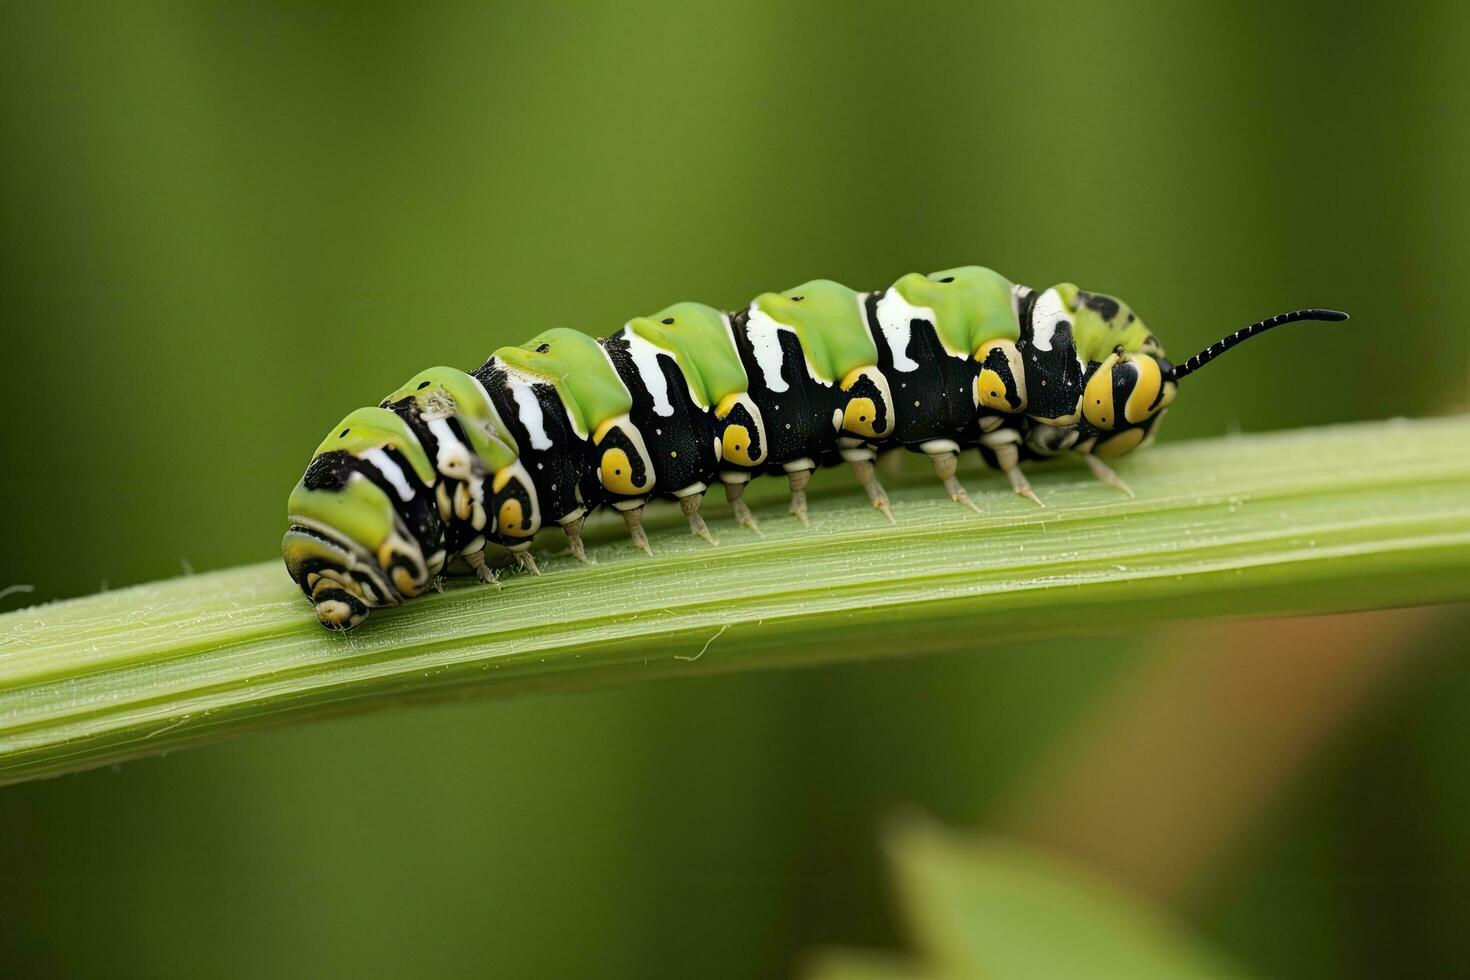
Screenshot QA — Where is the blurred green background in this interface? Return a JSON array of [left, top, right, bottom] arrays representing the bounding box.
[[2, 1, 1467, 976]]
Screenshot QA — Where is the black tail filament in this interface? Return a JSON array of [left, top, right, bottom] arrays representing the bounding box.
[[1170, 308, 1350, 381]]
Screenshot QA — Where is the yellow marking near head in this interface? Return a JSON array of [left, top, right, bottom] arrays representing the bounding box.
[[492, 468, 515, 493], [973, 340, 1026, 412], [600, 447, 647, 495], [976, 369, 1011, 412], [1096, 427, 1146, 458], [843, 397, 881, 438], [593, 417, 618, 444], [839, 367, 893, 438], [1083, 353, 1122, 429], [1122, 354, 1164, 424], [722, 424, 756, 466], [391, 565, 418, 596], [498, 498, 531, 537], [377, 538, 428, 597]]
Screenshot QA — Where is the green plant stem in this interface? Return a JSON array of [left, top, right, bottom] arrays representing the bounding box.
[[2, 416, 1468, 785]]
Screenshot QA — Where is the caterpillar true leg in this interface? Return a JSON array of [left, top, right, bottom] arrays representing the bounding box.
[[930, 452, 981, 514], [993, 443, 1045, 508], [679, 490, 717, 546], [848, 457, 895, 522], [512, 547, 542, 576], [561, 514, 590, 563], [1081, 452, 1135, 498], [786, 468, 813, 526], [621, 504, 654, 556], [722, 479, 761, 534], [463, 548, 501, 586]]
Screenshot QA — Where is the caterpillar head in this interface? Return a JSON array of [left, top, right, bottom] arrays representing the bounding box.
[[1081, 349, 1178, 428], [1075, 350, 1178, 457], [1089, 307, 1351, 455], [1024, 285, 1347, 458], [283, 408, 445, 630]]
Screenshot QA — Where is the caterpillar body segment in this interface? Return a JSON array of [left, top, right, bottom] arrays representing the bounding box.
[[284, 266, 1347, 629]]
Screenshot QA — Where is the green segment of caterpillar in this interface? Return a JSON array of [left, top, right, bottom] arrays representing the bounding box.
[[283, 266, 1346, 629]]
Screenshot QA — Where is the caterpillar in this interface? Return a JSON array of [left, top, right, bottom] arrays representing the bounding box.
[[283, 266, 1347, 630]]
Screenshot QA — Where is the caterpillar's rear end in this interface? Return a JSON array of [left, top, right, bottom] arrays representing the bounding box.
[[283, 368, 528, 630], [284, 265, 1345, 630]]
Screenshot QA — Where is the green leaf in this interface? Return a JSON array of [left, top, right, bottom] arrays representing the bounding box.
[[886, 818, 1238, 979], [2, 416, 1468, 785]]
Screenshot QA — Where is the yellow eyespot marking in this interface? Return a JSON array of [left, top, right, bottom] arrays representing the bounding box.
[[714, 393, 743, 420], [391, 565, 418, 596], [722, 424, 757, 466], [843, 397, 881, 438], [600, 447, 646, 495], [977, 369, 1012, 412], [974, 340, 1026, 412], [1123, 354, 1164, 424], [453, 482, 472, 521], [838, 368, 893, 437], [435, 482, 452, 522], [1096, 427, 1146, 458], [498, 498, 531, 537], [1083, 353, 1122, 429]]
